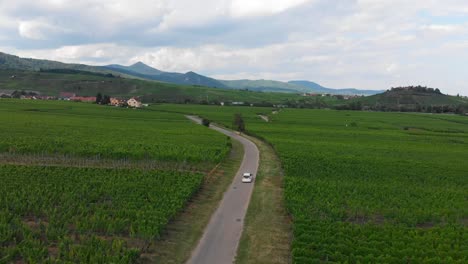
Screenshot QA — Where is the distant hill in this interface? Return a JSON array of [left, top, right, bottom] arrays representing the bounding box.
[[106, 62, 164, 76], [220, 79, 308, 93], [288, 80, 384, 95], [0, 52, 113, 74], [104, 63, 227, 88], [1, 51, 384, 96], [351, 86, 468, 112], [220, 79, 383, 95], [0, 69, 306, 105], [105, 62, 383, 95]]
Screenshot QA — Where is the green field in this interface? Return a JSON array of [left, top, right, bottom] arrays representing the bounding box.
[[0, 165, 203, 263], [158, 105, 468, 263], [2, 100, 468, 263], [0, 99, 229, 163], [258, 110, 468, 263], [0, 100, 232, 262]]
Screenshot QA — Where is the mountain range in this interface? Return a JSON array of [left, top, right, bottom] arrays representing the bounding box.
[[103, 62, 383, 95], [1, 52, 383, 95]]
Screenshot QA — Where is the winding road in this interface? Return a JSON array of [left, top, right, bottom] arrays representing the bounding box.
[[185, 116, 259, 264]]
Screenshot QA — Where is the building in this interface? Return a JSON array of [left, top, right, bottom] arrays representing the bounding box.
[[127, 98, 142, 108], [70, 96, 96, 102], [59, 92, 76, 100], [110, 97, 126, 106]]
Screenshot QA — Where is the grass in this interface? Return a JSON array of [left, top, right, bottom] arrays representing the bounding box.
[[248, 109, 468, 263], [0, 100, 241, 263], [142, 139, 244, 263], [0, 166, 203, 263], [0, 99, 229, 164], [235, 135, 292, 264]]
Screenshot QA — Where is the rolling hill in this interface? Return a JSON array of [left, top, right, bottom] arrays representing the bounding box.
[[0, 52, 113, 74], [351, 86, 468, 111], [104, 63, 227, 88], [288, 80, 384, 95], [105, 62, 383, 95], [1, 51, 383, 95], [0, 69, 307, 105]]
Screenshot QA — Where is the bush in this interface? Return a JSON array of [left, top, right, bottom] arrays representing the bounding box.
[[202, 118, 210, 127]]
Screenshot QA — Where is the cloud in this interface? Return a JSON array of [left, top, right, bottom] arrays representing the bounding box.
[[229, 0, 311, 17], [1, 0, 468, 94], [18, 18, 64, 40]]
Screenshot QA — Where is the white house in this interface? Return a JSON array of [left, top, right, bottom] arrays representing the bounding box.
[[127, 98, 142, 108]]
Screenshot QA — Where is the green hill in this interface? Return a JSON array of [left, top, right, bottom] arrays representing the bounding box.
[[104, 63, 228, 88], [1, 51, 381, 95], [351, 86, 468, 112], [0, 52, 112, 74], [0, 69, 303, 105]]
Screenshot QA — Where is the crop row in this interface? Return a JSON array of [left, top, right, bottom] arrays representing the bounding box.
[[0, 100, 229, 163], [0, 165, 204, 262], [250, 109, 468, 263]]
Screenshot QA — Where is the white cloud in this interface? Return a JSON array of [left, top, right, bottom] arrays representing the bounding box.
[[421, 24, 465, 35], [229, 0, 311, 17], [1, 0, 468, 94], [18, 18, 65, 40]]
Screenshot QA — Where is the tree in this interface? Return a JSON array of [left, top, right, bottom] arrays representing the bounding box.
[[233, 113, 245, 133], [102, 95, 111, 105], [202, 118, 210, 127], [96, 93, 102, 104]]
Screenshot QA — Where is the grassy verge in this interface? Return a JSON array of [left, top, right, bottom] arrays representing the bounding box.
[[141, 139, 244, 263], [235, 135, 292, 264]]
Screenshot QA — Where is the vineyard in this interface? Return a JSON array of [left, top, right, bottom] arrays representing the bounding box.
[[164, 104, 468, 263], [0, 165, 203, 262], [0, 100, 233, 262], [0, 100, 229, 164], [258, 110, 468, 263]]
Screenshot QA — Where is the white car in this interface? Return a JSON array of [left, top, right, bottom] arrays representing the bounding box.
[[242, 172, 253, 183]]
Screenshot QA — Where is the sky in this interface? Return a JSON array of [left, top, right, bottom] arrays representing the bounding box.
[[1, 0, 468, 95]]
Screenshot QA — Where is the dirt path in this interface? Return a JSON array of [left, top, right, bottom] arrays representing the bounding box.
[[185, 115, 259, 264], [258, 114, 269, 122]]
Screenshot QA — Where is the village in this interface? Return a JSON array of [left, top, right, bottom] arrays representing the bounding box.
[[0, 90, 145, 108]]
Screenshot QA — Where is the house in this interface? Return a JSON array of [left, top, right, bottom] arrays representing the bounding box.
[[36, 95, 56, 100], [232, 102, 244, 105], [127, 98, 142, 108], [59, 92, 76, 100], [110, 97, 127, 106]]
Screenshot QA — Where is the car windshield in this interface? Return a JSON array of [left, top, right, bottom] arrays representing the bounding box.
[[243, 174, 250, 178]]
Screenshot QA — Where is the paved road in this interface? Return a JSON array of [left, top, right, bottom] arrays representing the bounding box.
[[185, 115, 259, 264]]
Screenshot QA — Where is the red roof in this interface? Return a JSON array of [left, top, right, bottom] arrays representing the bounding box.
[[59, 92, 76, 98]]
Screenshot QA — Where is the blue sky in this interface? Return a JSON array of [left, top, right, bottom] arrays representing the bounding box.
[[1, 0, 468, 95]]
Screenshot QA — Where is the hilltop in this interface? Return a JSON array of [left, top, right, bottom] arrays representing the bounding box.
[[104, 63, 227, 88], [347, 86, 468, 113]]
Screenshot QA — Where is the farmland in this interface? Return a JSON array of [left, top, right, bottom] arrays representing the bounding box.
[[2, 99, 468, 263], [160, 104, 468, 263], [258, 110, 468, 263], [0, 99, 229, 163], [0, 165, 203, 262], [0, 100, 232, 262]]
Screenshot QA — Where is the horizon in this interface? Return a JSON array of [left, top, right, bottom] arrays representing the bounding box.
[[1, 1, 468, 95]]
